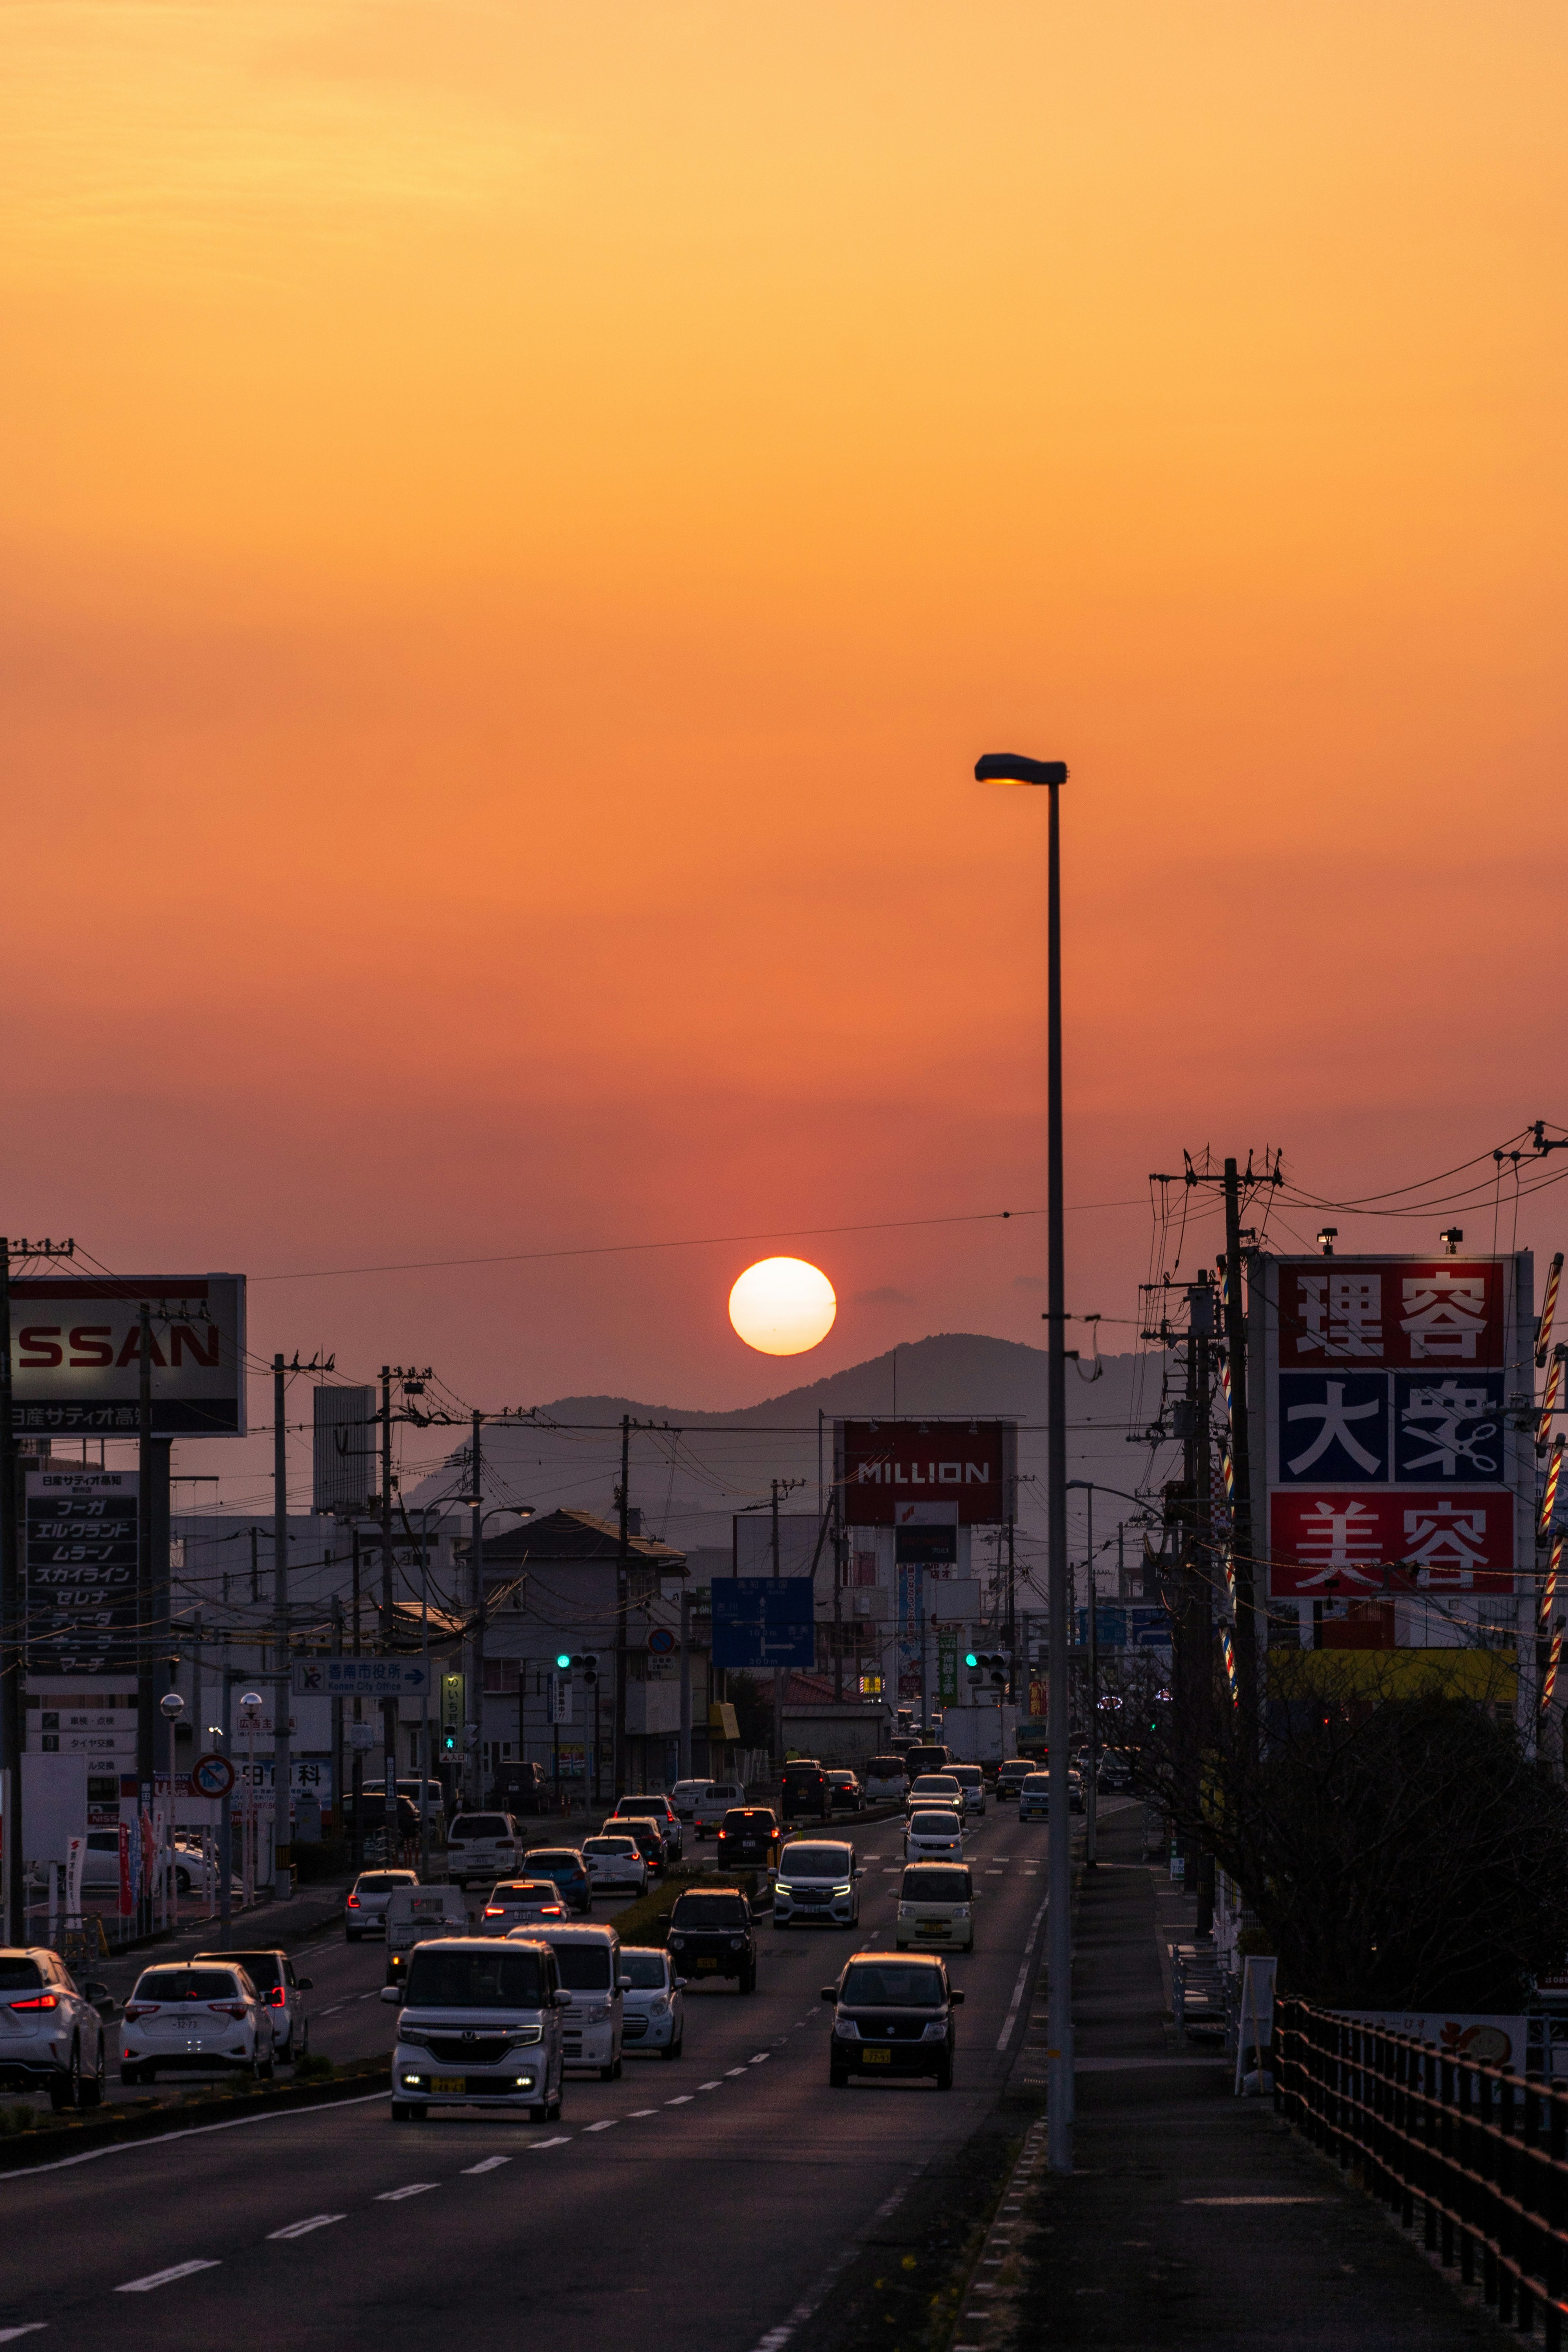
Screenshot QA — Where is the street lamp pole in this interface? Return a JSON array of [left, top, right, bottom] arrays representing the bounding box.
[[976, 748, 1073, 2174]]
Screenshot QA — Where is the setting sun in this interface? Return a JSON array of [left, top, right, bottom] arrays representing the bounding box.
[[727, 1257, 837, 1355]]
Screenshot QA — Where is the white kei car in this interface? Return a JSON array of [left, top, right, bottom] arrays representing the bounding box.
[[120, 1962, 274, 2085], [581, 1835, 647, 1896], [618, 1946, 684, 2059], [902, 1809, 965, 1864]]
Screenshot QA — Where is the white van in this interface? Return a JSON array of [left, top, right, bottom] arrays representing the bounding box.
[[387, 1936, 566, 2124], [384, 1882, 471, 1984], [692, 1781, 746, 1839], [521, 1922, 625, 2079]]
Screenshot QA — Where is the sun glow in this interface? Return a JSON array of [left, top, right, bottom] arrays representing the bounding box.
[[727, 1258, 837, 1356]]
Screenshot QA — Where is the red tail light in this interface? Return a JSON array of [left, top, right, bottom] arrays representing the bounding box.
[[267, 1986, 287, 2006], [484, 1906, 505, 1918], [209, 2002, 249, 2018], [541, 1905, 566, 1918], [346, 1894, 361, 1908], [123, 2001, 158, 2020], [9, 1992, 58, 2012]]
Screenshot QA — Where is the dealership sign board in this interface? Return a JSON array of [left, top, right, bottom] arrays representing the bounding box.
[[1258, 1256, 1530, 1602], [24, 1470, 139, 1675], [834, 1419, 1016, 1526], [9, 1274, 247, 1436]]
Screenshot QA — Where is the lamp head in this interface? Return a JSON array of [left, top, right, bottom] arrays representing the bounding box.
[[160, 1690, 185, 1722], [975, 753, 1069, 787]]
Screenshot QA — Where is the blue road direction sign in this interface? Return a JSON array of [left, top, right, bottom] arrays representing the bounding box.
[[712, 1577, 815, 1670], [292, 1659, 431, 1699]]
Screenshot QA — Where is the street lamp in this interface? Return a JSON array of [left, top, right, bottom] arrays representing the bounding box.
[[159, 1690, 185, 1929], [976, 747, 1074, 2176]]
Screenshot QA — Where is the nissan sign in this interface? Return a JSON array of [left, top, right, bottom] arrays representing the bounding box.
[[10, 1273, 247, 1437]]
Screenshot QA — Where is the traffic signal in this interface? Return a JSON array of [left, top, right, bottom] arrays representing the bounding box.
[[555, 1653, 572, 1671], [969, 1651, 1011, 1689], [964, 1651, 980, 1670], [442, 1726, 457, 1754], [570, 1653, 599, 1687]]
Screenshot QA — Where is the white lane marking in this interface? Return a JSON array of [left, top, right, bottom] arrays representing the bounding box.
[[996, 1898, 1050, 2053], [116, 2262, 220, 2293], [527, 2136, 571, 2150], [462, 2157, 511, 2174], [725, 2066, 746, 2076], [628, 2108, 657, 2116], [376, 2183, 439, 2201], [749, 2053, 770, 2064], [745, 2169, 918, 2352], [356, 1989, 380, 2002], [267, 2214, 345, 2241], [0, 2328, 46, 2341], [665, 2095, 693, 2106], [0, 2090, 389, 2183], [697, 2080, 723, 2091], [583, 2120, 618, 2132], [318, 2006, 344, 2017]]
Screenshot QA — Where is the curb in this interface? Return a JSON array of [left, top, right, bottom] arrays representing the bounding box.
[[0, 2066, 392, 2176]]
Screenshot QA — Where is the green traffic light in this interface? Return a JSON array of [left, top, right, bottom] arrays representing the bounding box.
[[555, 1653, 572, 1670], [964, 1653, 979, 1669]]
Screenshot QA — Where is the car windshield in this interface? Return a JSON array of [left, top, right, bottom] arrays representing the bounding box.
[[903, 1869, 970, 1903], [405, 1949, 546, 2009], [1023, 1775, 1050, 1789], [672, 1894, 748, 1927], [951, 1769, 982, 1785], [524, 1852, 580, 1873], [840, 1963, 944, 2009], [780, 1846, 851, 1878], [584, 1838, 637, 1857], [912, 1777, 960, 1796], [356, 1873, 414, 1894], [136, 1970, 242, 2002], [0, 1960, 43, 1992], [451, 1816, 509, 1838], [619, 1951, 668, 1989], [217, 1953, 282, 1989], [548, 1945, 613, 1991], [911, 1813, 960, 1836]]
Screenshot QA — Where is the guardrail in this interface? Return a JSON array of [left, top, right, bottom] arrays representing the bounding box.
[[1274, 1996, 1568, 2344]]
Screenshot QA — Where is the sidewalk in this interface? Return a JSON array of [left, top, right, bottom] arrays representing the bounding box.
[[990, 1809, 1494, 2348]]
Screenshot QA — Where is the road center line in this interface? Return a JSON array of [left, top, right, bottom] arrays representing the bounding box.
[[0, 2327, 47, 2341], [527, 2136, 571, 2149], [462, 2158, 510, 2174], [666, 2095, 693, 2105], [584, 2119, 619, 2132], [376, 2183, 439, 2201], [116, 2261, 220, 2294], [724, 2067, 746, 2076], [267, 2214, 345, 2241], [628, 2108, 657, 2116], [996, 1898, 1050, 2053]]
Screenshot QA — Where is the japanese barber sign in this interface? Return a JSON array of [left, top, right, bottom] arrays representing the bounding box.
[[1261, 1255, 1528, 1602]]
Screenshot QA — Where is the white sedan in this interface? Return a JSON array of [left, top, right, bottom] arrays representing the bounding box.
[[581, 1835, 647, 1895], [619, 1945, 684, 2058], [902, 1808, 965, 1864]]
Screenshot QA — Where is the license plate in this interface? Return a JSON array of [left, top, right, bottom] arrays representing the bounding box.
[[918, 1920, 947, 1933], [695, 1958, 719, 1972], [430, 2075, 465, 2093], [862, 2047, 891, 2065]]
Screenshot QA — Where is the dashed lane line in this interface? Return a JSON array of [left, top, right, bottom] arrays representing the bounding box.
[[996, 1899, 1050, 2053], [116, 2262, 220, 2294], [0, 2327, 46, 2341], [376, 2183, 439, 2202], [584, 2120, 619, 2133], [462, 2158, 510, 2174], [697, 2081, 723, 2091], [665, 2096, 693, 2106], [527, 2137, 571, 2151], [628, 2108, 657, 2117], [267, 2215, 345, 2241]]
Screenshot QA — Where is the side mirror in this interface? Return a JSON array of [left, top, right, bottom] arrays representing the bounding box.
[[297, 1978, 314, 1992], [554, 1990, 573, 2007], [948, 1988, 965, 2006], [617, 1976, 633, 1991], [85, 1980, 110, 2002], [673, 1978, 687, 1991], [820, 1987, 838, 2003], [379, 1985, 403, 2005]]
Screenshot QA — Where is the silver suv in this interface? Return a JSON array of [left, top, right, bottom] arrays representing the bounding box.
[[0, 1948, 110, 2110], [388, 1936, 566, 2124]]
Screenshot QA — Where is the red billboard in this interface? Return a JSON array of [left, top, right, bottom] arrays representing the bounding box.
[[1277, 1260, 1506, 1369], [1268, 1488, 1515, 1596], [835, 1419, 1016, 1527]]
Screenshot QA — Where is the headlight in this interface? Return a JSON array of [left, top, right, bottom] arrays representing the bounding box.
[[669, 1933, 686, 1947], [775, 1883, 793, 1898], [922, 2019, 949, 2041], [954, 1906, 971, 1919], [834, 2014, 859, 2038], [649, 1996, 668, 2016], [504, 2024, 543, 2044], [832, 1884, 852, 1897], [729, 1937, 744, 1951], [398, 2027, 430, 2047]]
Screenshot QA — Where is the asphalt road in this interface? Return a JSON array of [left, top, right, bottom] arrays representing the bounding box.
[[0, 1802, 1062, 2350]]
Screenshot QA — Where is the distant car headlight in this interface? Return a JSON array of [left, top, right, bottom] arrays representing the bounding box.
[[922, 2019, 949, 2041], [832, 1884, 852, 1897], [669, 1933, 686, 1948], [834, 2014, 859, 2038], [775, 1883, 794, 1898]]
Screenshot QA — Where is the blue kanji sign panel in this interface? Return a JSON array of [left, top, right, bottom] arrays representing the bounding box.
[[1276, 1372, 1390, 1482], [711, 1578, 815, 1670], [1392, 1371, 1505, 1483]]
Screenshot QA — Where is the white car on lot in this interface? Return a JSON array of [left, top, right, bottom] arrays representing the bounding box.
[[388, 1936, 565, 2124], [946, 1765, 987, 1817], [691, 1780, 746, 1839], [120, 1962, 274, 2085], [773, 1839, 863, 1930], [446, 1813, 526, 1887], [618, 1946, 684, 2059], [0, 1948, 110, 2109], [902, 1809, 965, 1864], [581, 1835, 647, 1895], [522, 1922, 625, 2080]]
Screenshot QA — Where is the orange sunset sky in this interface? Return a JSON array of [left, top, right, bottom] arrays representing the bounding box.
[[5, 2, 1567, 1441]]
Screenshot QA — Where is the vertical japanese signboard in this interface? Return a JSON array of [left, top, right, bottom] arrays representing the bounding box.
[[24, 1470, 140, 1675], [1258, 1256, 1530, 1610]]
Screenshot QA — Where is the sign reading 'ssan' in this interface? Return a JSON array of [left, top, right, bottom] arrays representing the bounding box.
[[9, 1274, 247, 1436], [833, 1419, 1016, 1526]]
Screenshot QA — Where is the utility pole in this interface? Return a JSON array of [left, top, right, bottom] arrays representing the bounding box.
[[468, 1410, 483, 1810], [137, 1304, 156, 1933], [1005, 1519, 1017, 1697], [771, 1479, 786, 1777], [678, 1581, 692, 1780], [0, 1242, 18, 1947], [1220, 1156, 1258, 1712], [615, 1414, 630, 1800], [1085, 1485, 1097, 1869], [380, 1366, 396, 1850], [350, 1526, 363, 1866], [272, 1354, 292, 1896]]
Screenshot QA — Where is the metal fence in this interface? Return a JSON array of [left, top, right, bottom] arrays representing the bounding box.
[[1275, 1997, 1568, 2345]]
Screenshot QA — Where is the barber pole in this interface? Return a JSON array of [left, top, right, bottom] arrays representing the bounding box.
[[1543, 1626, 1564, 1713], [1541, 1534, 1564, 1631], [1220, 1626, 1241, 1710], [1543, 1434, 1566, 1540], [1540, 1253, 1564, 1370], [1541, 1346, 1566, 1454]]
